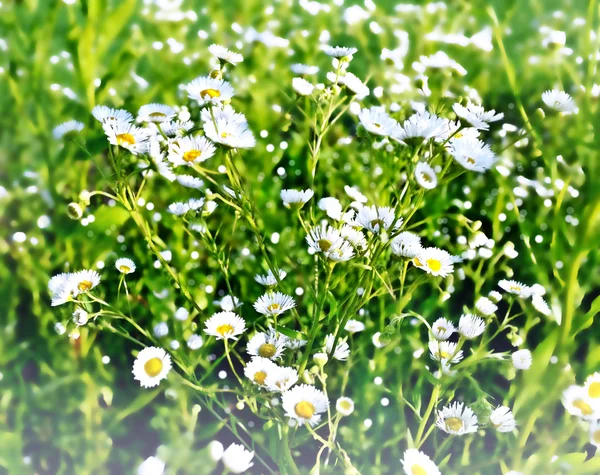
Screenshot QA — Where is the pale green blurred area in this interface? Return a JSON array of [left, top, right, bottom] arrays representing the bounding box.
[[1, 0, 599, 474]]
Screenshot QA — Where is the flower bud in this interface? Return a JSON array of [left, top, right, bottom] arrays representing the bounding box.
[[67, 202, 84, 220]]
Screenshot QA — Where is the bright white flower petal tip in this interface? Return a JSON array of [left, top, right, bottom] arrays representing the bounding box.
[[541, 89, 577, 113], [221, 443, 254, 474]]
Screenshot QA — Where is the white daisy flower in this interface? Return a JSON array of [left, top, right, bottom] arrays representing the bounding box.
[[431, 317, 456, 340], [49, 274, 77, 306], [339, 72, 370, 99], [137, 103, 176, 123], [176, 175, 204, 189], [160, 120, 194, 137], [254, 292, 296, 316], [323, 45, 357, 60], [475, 296, 498, 316], [72, 309, 89, 326], [147, 140, 176, 182], [344, 319, 365, 333], [326, 240, 355, 262], [168, 136, 216, 167], [511, 349, 532, 370], [393, 111, 449, 142], [132, 347, 172, 388], [324, 334, 350, 361], [115, 257, 136, 274], [174, 307, 189, 321], [208, 44, 243, 65], [186, 334, 203, 350], [265, 366, 299, 392], [92, 105, 133, 124], [414, 162, 438, 190], [71, 269, 101, 296], [137, 456, 165, 475], [167, 201, 189, 216], [336, 397, 355, 416], [429, 339, 463, 364], [436, 401, 478, 435], [531, 294, 551, 316], [413, 247, 458, 277], [391, 232, 422, 258], [458, 314, 486, 339], [541, 89, 577, 113], [306, 224, 344, 254], [562, 385, 597, 420], [186, 76, 235, 106], [291, 63, 320, 75], [401, 449, 441, 475], [584, 373, 600, 405], [53, 120, 84, 140], [452, 102, 504, 130], [489, 406, 517, 432], [204, 111, 256, 149], [340, 225, 367, 250], [488, 290, 503, 303], [246, 328, 287, 360], [215, 295, 243, 312], [498, 279, 532, 298], [416, 51, 467, 76], [281, 189, 314, 209], [103, 121, 150, 155], [255, 269, 287, 287], [292, 77, 315, 96], [355, 205, 399, 234], [358, 106, 398, 136], [318, 197, 344, 220], [282, 384, 329, 426], [344, 185, 368, 203], [204, 311, 246, 341], [448, 136, 496, 172], [244, 356, 279, 387], [372, 332, 388, 348], [221, 443, 254, 474]]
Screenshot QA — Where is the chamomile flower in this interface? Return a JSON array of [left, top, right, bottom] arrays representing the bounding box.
[[221, 444, 254, 474], [53, 120, 84, 140], [541, 89, 576, 113], [324, 334, 351, 361], [413, 247, 457, 277], [432, 318, 456, 340], [340, 225, 367, 250], [323, 45, 357, 60], [168, 136, 216, 166], [281, 189, 314, 209], [344, 319, 365, 333], [132, 347, 172, 388], [244, 356, 279, 387], [336, 397, 355, 416], [391, 232, 422, 258], [137, 103, 176, 123], [204, 311, 246, 341], [429, 339, 463, 363], [584, 373, 600, 405], [265, 366, 299, 392], [436, 401, 478, 435], [92, 105, 133, 124], [401, 449, 441, 475], [208, 44, 243, 65], [458, 314, 486, 339], [340, 72, 370, 99], [255, 269, 287, 287], [498, 280, 532, 298], [115, 257, 136, 274], [186, 76, 235, 106], [254, 292, 296, 316], [306, 224, 344, 254], [488, 290, 503, 303], [489, 406, 517, 432], [452, 102, 504, 130], [414, 162, 438, 190], [393, 111, 449, 142], [103, 121, 150, 155], [326, 240, 355, 262], [282, 384, 329, 426], [355, 205, 399, 233], [318, 197, 344, 220], [176, 175, 204, 189], [215, 295, 243, 312], [167, 201, 189, 216], [448, 137, 496, 172], [204, 111, 256, 149], [49, 275, 76, 307], [475, 296, 498, 316], [71, 269, 101, 295], [292, 77, 315, 96], [160, 120, 194, 137], [247, 329, 287, 360], [358, 106, 398, 136], [531, 294, 551, 316], [512, 349, 532, 370], [291, 63, 320, 75], [562, 385, 597, 420], [72, 309, 89, 326]]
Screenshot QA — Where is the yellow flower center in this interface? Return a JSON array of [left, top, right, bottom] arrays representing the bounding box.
[[77, 280, 93, 292], [183, 149, 202, 162], [445, 417, 464, 432], [370, 218, 385, 229], [589, 382, 600, 398], [439, 351, 451, 359], [266, 303, 281, 313], [510, 285, 522, 292], [119, 265, 130, 273], [295, 400, 316, 419], [411, 465, 428, 475], [573, 399, 593, 415], [466, 157, 476, 165], [454, 132, 463, 139], [220, 131, 231, 139], [144, 357, 163, 377], [201, 88, 221, 99], [216, 324, 234, 336], [339, 400, 352, 411], [318, 239, 332, 252], [373, 123, 381, 128], [593, 429, 600, 444], [149, 112, 166, 118], [413, 257, 423, 267], [258, 343, 277, 358], [421, 172, 433, 183], [254, 371, 267, 385], [116, 133, 135, 145], [427, 258, 442, 272]]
